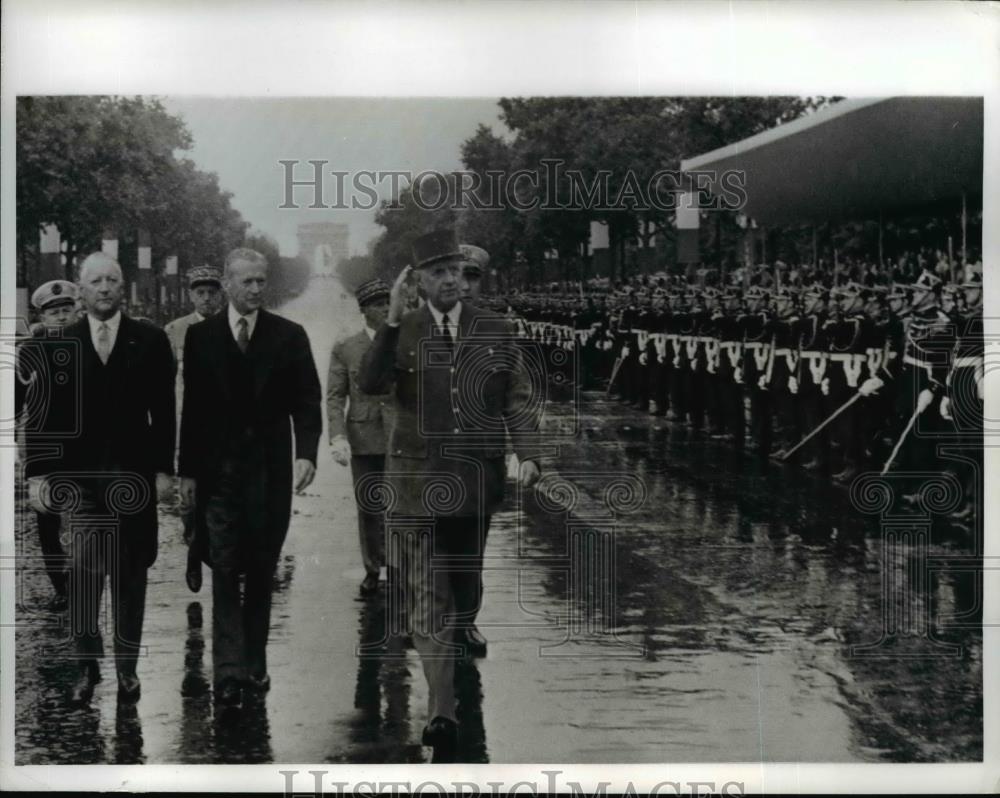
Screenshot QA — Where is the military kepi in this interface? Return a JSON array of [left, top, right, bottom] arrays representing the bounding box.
[[31, 280, 78, 310], [459, 244, 490, 275], [355, 277, 390, 308], [412, 229, 462, 269], [187, 265, 223, 289]]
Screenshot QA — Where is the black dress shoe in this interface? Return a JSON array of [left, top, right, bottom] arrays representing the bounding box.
[[70, 660, 101, 705], [186, 559, 202, 593], [215, 678, 242, 707], [421, 716, 458, 748], [117, 672, 141, 703], [359, 573, 379, 596], [462, 626, 488, 657], [245, 672, 271, 693]]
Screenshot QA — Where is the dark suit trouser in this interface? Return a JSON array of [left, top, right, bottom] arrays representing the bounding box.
[[35, 510, 67, 596], [69, 488, 148, 675], [205, 455, 276, 685], [395, 514, 491, 722], [350, 454, 386, 577]]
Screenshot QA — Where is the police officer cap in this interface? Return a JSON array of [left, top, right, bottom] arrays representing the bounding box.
[[31, 280, 78, 310], [803, 283, 829, 300], [887, 283, 910, 300], [459, 244, 490, 276], [188, 265, 223, 289]]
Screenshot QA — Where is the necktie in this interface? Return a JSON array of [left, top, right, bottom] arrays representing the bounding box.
[[438, 313, 454, 350], [96, 322, 111, 364], [236, 317, 249, 353]]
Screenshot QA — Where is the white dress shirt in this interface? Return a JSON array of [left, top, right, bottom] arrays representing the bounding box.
[[87, 310, 122, 358], [427, 301, 462, 341], [228, 304, 259, 343]]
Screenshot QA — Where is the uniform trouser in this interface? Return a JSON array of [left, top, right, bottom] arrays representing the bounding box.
[[35, 510, 67, 596], [351, 454, 387, 577], [749, 382, 772, 452], [705, 371, 726, 433], [949, 366, 984, 510], [772, 386, 802, 453], [69, 486, 148, 674], [395, 515, 491, 723], [797, 381, 829, 467], [687, 366, 706, 429], [205, 455, 277, 685], [653, 359, 671, 413], [670, 357, 688, 420]]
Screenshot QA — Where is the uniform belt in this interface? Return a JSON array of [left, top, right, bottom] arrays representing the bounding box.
[[745, 342, 764, 350], [773, 347, 792, 356], [954, 356, 983, 368], [829, 352, 862, 362]]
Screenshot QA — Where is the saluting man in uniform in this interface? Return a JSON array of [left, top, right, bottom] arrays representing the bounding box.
[[164, 265, 225, 592], [358, 228, 542, 757], [327, 277, 394, 596]]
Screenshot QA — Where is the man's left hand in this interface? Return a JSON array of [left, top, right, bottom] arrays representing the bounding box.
[[294, 459, 316, 494], [519, 459, 541, 489], [155, 472, 173, 503]]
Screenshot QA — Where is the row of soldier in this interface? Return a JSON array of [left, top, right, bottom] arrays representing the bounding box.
[[497, 268, 983, 530]]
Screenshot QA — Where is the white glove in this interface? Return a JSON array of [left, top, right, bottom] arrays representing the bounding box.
[[673, 357, 680, 369], [757, 375, 768, 391], [656, 354, 664, 365], [621, 346, 631, 358], [788, 376, 799, 395], [734, 367, 743, 385], [27, 476, 50, 514], [330, 435, 351, 466], [917, 388, 935, 414], [858, 376, 884, 397], [939, 396, 952, 420], [639, 352, 648, 366], [820, 377, 830, 396]]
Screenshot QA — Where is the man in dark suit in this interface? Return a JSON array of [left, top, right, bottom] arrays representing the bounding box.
[[179, 247, 322, 708], [359, 229, 542, 754], [40, 253, 177, 704], [327, 277, 394, 596]]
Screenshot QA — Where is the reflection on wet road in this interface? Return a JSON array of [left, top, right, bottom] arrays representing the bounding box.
[[14, 395, 981, 764]]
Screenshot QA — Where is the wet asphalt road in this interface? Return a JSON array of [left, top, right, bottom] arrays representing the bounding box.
[[13, 391, 982, 764]]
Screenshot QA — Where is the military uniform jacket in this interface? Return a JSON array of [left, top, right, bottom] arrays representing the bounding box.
[[358, 303, 538, 519], [327, 329, 393, 455]]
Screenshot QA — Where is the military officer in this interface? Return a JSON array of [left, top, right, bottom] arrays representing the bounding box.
[[16, 280, 81, 607], [328, 278, 395, 596], [164, 266, 225, 592], [358, 228, 542, 757]]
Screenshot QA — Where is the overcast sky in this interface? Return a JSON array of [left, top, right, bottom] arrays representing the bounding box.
[[162, 97, 506, 257]]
